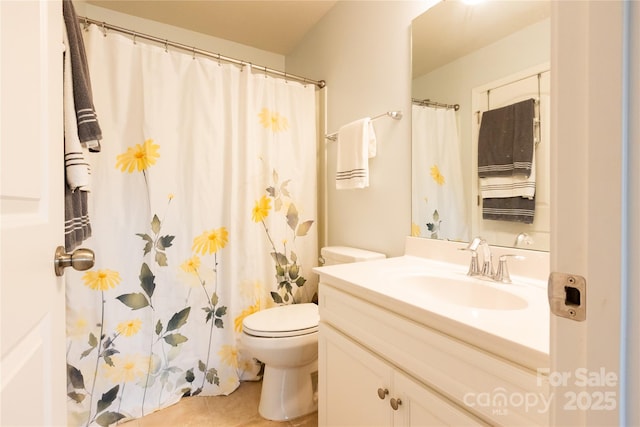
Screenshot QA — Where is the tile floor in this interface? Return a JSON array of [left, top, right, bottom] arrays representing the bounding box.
[[122, 381, 318, 427]]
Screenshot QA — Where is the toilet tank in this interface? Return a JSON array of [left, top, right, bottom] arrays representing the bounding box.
[[320, 246, 385, 266]]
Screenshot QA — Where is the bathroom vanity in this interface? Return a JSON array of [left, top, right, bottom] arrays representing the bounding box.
[[314, 238, 550, 426]]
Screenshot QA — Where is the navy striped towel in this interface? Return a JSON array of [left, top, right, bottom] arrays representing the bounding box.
[[483, 196, 535, 224], [63, 0, 102, 152]]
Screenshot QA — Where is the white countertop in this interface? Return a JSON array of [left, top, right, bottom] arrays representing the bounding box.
[[314, 254, 550, 371]]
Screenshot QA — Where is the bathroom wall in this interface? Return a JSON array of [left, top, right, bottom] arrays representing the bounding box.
[[286, 1, 435, 257]]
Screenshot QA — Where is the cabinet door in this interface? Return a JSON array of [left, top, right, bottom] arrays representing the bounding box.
[[393, 371, 488, 427], [319, 323, 392, 427]]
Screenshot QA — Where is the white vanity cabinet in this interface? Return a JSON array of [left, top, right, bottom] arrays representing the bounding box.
[[317, 278, 549, 426], [320, 322, 486, 426]]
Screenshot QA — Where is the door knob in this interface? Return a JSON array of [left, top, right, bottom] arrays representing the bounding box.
[[54, 246, 95, 276]]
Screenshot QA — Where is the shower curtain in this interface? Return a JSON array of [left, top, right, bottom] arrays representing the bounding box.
[[65, 25, 318, 426], [411, 105, 468, 241]]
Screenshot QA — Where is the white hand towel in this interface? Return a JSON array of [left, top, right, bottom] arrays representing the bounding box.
[[480, 150, 536, 199], [335, 118, 376, 190]]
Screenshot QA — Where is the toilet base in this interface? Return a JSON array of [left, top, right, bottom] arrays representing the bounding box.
[[258, 359, 318, 421]]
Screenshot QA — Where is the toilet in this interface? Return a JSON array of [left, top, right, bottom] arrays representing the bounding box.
[[241, 246, 385, 421]]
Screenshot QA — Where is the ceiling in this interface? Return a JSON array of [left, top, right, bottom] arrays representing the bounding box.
[[412, 0, 550, 77], [85, 0, 338, 55], [85, 0, 550, 72]]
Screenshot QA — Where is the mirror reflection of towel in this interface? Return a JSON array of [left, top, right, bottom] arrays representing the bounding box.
[[478, 98, 536, 224], [480, 151, 536, 199], [482, 196, 535, 224], [477, 98, 535, 178]]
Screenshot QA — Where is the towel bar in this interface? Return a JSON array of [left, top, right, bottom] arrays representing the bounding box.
[[325, 111, 402, 141]]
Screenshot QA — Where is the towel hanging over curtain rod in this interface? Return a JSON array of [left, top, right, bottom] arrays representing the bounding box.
[[412, 98, 459, 111], [77, 16, 326, 89], [325, 111, 402, 141]]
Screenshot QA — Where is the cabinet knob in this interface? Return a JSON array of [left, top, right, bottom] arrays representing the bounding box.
[[377, 388, 389, 400], [390, 398, 402, 410]]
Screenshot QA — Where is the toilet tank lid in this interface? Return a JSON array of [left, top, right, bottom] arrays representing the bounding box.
[[320, 246, 386, 263]]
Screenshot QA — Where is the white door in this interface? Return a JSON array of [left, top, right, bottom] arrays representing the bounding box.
[[0, 1, 66, 425], [551, 2, 628, 425]]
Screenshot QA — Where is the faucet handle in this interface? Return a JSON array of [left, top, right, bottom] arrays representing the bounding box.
[[459, 247, 481, 276], [468, 251, 481, 276], [465, 236, 484, 251], [493, 254, 525, 283]]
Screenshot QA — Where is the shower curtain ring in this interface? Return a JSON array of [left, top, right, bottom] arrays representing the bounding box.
[[164, 40, 168, 53], [132, 32, 137, 45], [217, 53, 221, 66], [264, 66, 268, 79], [101, 22, 107, 37], [192, 47, 196, 60]]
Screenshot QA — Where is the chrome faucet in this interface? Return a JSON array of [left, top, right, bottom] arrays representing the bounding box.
[[462, 237, 493, 278], [463, 237, 525, 283]]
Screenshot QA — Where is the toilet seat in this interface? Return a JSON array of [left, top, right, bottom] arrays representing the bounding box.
[[242, 303, 319, 338]]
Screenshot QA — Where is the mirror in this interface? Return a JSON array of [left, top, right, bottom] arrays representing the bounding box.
[[411, 0, 551, 251]]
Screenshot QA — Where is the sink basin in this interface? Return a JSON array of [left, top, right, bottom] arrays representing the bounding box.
[[397, 274, 528, 310]]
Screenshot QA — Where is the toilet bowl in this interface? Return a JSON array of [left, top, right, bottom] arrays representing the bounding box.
[[241, 303, 319, 421], [242, 246, 385, 421]]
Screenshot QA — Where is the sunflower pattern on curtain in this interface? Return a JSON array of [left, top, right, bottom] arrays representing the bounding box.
[[411, 105, 469, 242], [65, 25, 317, 426]]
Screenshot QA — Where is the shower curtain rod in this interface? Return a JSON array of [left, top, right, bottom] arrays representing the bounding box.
[[412, 98, 460, 111], [325, 111, 403, 141], [77, 16, 326, 89]]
